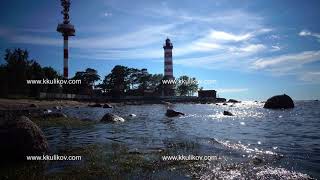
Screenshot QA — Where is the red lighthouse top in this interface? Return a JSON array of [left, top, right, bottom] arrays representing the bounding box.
[[163, 38, 173, 49]]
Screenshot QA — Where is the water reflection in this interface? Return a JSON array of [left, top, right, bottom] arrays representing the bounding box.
[[40, 101, 319, 178]]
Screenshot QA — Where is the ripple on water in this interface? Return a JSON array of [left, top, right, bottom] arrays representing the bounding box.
[[40, 102, 320, 179]]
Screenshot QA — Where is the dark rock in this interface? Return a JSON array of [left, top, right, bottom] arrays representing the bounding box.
[[100, 113, 125, 123], [252, 156, 263, 165], [166, 109, 185, 117], [43, 109, 52, 113], [42, 112, 67, 118], [102, 104, 112, 108], [129, 114, 137, 117], [228, 99, 241, 103], [222, 103, 227, 105], [54, 106, 62, 110], [88, 103, 102, 108], [29, 104, 38, 108], [81, 118, 93, 121], [223, 111, 234, 116], [0, 116, 48, 161], [264, 94, 294, 109]]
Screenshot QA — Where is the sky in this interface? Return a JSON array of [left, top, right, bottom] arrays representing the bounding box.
[[0, 0, 320, 100]]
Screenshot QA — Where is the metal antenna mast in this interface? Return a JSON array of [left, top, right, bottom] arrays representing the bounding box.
[[57, 0, 75, 78]]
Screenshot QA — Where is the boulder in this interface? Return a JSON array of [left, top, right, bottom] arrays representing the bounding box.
[[223, 111, 234, 116], [100, 113, 125, 123], [0, 116, 48, 161], [102, 104, 112, 108], [42, 112, 67, 118], [43, 109, 52, 113], [129, 114, 137, 117], [53, 106, 62, 110], [222, 103, 227, 105], [264, 94, 294, 109], [165, 109, 185, 117], [81, 118, 93, 121], [29, 104, 38, 108], [88, 103, 102, 108], [228, 99, 241, 103]]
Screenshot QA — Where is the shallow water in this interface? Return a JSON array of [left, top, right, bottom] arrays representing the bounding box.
[[44, 101, 320, 179]]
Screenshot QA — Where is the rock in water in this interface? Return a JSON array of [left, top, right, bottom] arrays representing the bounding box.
[[264, 94, 294, 109], [89, 103, 102, 108], [228, 99, 241, 103], [0, 116, 48, 161], [42, 112, 67, 118], [223, 111, 234, 116], [129, 114, 137, 117], [54, 106, 62, 110], [166, 109, 185, 117], [103, 104, 112, 108], [29, 104, 38, 108], [100, 113, 125, 123]]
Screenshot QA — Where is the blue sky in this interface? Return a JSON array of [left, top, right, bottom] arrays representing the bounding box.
[[0, 0, 320, 100]]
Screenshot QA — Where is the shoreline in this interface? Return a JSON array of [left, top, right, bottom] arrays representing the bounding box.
[[0, 98, 89, 110], [0, 98, 229, 111]]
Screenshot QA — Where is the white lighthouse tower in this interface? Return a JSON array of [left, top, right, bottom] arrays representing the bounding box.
[[163, 38, 175, 96]]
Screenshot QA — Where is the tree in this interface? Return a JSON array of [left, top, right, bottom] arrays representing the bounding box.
[[69, 68, 100, 95], [42, 67, 62, 93], [27, 61, 45, 97], [4, 48, 31, 95], [0, 48, 64, 97], [149, 74, 163, 88], [98, 65, 130, 97], [176, 75, 198, 96], [84, 68, 100, 87], [137, 68, 152, 90], [0, 65, 8, 97], [43, 67, 60, 79]]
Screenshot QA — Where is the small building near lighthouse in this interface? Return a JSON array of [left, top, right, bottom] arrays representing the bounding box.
[[162, 38, 175, 96]]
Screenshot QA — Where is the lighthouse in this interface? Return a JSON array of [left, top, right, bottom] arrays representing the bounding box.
[[57, 0, 75, 78], [163, 38, 175, 96]]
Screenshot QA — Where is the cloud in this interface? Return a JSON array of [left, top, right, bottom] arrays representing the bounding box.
[[0, 24, 177, 50], [217, 88, 249, 93], [10, 35, 60, 46], [72, 24, 175, 49], [271, 45, 281, 52], [104, 12, 112, 17], [173, 27, 270, 56], [174, 42, 266, 69], [75, 48, 162, 60], [252, 50, 320, 70], [299, 71, 320, 83], [299, 30, 312, 36], [207, 30, 253, 42], [237, 44, 266, 53], [299, 30, 320, 41]]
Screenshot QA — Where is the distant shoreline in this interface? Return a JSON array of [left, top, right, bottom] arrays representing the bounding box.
[[0, 98, 88, 110]]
